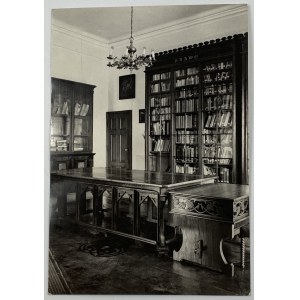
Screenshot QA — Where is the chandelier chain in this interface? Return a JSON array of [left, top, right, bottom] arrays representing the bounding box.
[[107, 6, 155, 71], [131, 6, 133, 39]]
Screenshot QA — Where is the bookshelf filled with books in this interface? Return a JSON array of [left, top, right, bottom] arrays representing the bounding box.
[[201, 59, 234, 182], [50, 78, 95, 171], [145, 33, 248, 183], [147, 72, 172, 172], [174, 66, 200, 174]]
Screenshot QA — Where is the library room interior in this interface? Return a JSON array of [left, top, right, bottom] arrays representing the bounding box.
[[48, 3, 250, 296]]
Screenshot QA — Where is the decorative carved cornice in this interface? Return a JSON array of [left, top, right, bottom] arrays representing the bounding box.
[[155, 33, 248, 58]]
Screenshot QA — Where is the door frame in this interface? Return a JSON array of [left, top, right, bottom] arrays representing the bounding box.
[[106, 110, 132, 170]]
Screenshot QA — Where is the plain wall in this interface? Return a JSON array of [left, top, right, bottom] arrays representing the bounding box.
[[51, 27, 109, 167]]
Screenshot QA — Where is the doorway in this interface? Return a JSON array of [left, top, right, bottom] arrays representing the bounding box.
[[106, 110, 132, 170]]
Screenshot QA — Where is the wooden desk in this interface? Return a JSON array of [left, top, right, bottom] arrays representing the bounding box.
[[169, 183, 249, 276], [51, 167, 215, 253]]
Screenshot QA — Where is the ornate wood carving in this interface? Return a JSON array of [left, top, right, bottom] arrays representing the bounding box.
[[148, 33, 248, 68], [170, 195, 249, 222]]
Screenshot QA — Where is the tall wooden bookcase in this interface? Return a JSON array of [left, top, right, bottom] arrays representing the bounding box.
[[145, 33, 248, 184], [50, 78, 96, 171]]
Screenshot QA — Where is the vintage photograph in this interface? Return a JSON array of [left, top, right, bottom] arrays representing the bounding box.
[[48, 1, 250, 296]]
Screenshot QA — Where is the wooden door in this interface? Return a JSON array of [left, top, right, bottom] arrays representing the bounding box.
[[106, 110, 132, 170]]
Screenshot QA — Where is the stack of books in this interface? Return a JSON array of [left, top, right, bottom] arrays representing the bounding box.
[[56, 140, 68, 151]]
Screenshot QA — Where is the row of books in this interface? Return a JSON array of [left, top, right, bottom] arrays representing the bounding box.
[[152, 72, 171, 81], [202, 146, 233, 159], [175, 88, 199, 99], [153, 139, 170, 152], [150, 96, 171, 107], [176, 130, 198, 144], [203, 95, 233, 111], [56, 140, 68, 151], [175, 115, 198, 129], [219, 167, 231, 183], [203, 83, 233, 96], [202, 128, 233, 135], [50, 139, 86, 152], [175, 67, 199, 77], [202, 134, 218, 145], [203, 61, 232, 72], [175, 164, 198, 174], [151, 121, 170, 135], [175, 99, 198, 113], [175, 75, 199, 87], [74, 103, 90, 116], [204, 111, 232, 128], [202, 133, 232, 145], [150, 82, 171, 93], [74, 140, 85, 151], [203, 158, 232, 165], [203, 71, 232, 83], [151, 108, 171, 121], [52, 101, 70, 115], [176, 145, 199, 161], [203, 165, 217, 176]]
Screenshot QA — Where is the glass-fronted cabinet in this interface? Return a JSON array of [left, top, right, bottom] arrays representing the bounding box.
[[50, 78, 95, 171]]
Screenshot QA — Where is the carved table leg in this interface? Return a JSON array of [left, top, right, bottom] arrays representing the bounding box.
[[76, 183, 81, 222], [93, 185, 100, 225], [111, 187, 118, 230], [133, 190, 140, 236], [57, 180, 67, 221], [156, 195, 169, 256]]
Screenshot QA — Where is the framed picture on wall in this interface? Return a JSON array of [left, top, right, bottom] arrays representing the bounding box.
[[119, 74, 135, 99]]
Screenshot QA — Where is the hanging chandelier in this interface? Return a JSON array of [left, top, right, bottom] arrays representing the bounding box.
[[107, 6, 155, 71]]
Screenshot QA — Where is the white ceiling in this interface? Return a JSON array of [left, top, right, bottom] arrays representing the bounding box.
[[52, 5, 230, 42]]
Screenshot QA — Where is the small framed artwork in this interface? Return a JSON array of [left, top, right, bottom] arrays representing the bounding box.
[[139, 109, 145, 123], [119, 74, 135, 99]]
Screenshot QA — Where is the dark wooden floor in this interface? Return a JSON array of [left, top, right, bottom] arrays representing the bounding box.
[[48, 218, 250, 295]]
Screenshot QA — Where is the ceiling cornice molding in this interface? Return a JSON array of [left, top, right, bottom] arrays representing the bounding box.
[[110, 4, 247, 48], [52, 20, 109, 49]]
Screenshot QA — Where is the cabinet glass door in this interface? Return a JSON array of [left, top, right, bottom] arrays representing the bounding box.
[[202, 59, 234, 182], [50, 96, 71, 152], [174, 66, 200, 174], [73, 99, 91, 151], [148, 72, 171, 172]]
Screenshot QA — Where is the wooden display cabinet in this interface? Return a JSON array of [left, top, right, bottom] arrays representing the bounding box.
[[50, 78, 96, 171]]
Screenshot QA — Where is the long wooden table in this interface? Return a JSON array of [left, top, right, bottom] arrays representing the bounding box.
[[51, 167, 215, 253], [168, 183, 249, 276]]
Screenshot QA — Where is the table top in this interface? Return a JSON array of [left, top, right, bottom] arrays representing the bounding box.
[[170, 183, 249, 201], [52, 167, 214, 189]]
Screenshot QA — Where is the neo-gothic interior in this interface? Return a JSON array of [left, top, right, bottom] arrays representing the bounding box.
[[48, 4, 250, 296]]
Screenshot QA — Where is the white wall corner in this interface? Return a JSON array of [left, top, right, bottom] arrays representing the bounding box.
[[52, 19, 109, 50], [110, 4, 248, 49]]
